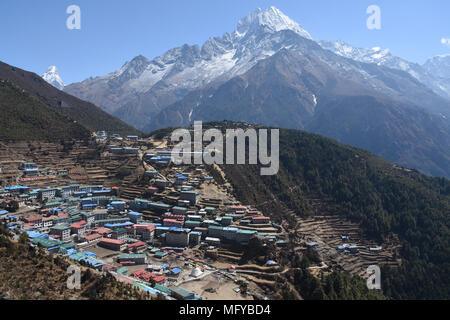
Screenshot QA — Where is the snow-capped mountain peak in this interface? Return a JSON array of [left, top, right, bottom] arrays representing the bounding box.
[[319, 40, 450, 100], [424, 54, 450, 79], [42, 66, 64, 90], [236, 6, 313, 40], [116, 55, 151, 78], [65, 6, 450, 131]]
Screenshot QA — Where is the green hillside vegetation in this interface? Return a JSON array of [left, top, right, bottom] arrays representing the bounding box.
[[0, 81, 90, 141], [208, 123, 449, 299], [241, 237, 385, 300]]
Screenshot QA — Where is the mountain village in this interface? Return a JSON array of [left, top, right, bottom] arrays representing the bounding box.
[[0, 127, 401, 300]]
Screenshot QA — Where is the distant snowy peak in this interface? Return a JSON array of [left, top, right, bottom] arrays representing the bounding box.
[[96, 6, 314, 93], [236, 6, 313, 40], [42, 66, 64, 90], [110, 55, 152, 85], [319, 40, 450, 100], [424, 54, 450, 79], [319, 40, 391, 65], [119, 55, 151, 75]]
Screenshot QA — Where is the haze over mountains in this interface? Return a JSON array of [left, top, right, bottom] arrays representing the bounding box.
[[60, 6, 450, 178]]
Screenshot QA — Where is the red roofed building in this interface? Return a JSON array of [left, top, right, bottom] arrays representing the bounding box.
[[43, 216, 55, 228], [98, 238, 126, 251], [71, 221, 87, 237], [93, 227, 113, 237], [164, 214, 185, 222], [163, 219, 184, 228], [133, 270, 166, 284], [133, 224, 155, 241], [127, 241, 147, 253], [152, 275, 166, 284], [228, 206, 247, 212], [85, 233, 102, 244], [251, 216, 271, 224], [24, 216, 43, 227]]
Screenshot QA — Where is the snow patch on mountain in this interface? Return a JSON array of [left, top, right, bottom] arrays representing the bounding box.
[[319, 40, 450, 99], [424, 54, 450, 79], [236, 6, 312, 40], [42, 66, 64, 90], [65, 6, 316, 115]]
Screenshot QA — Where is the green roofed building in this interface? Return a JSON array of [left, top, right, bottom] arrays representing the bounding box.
[[43, 201, 62, 209], [117, 267, 128, 275], [61, 242, 76, 249], [170, 286, 195, 300], [205, 207, 216, 213], [32, 237, 62, 248], [155, 251, 168, 259], [69, 252, 86, 261], [71, 215, 83, 223], [80, 212, 96, 224], [118, 254, 146, 264], [235, 229, 257, 244], [150, 248, 159, 254], [154, 284, 171, 295]]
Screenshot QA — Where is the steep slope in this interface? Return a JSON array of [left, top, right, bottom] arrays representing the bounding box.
[[150, 30, 450, 135], [149, 49, 450, 178], [307, 95, 450, 178], [65, 6, 450, 132], [206, 123, 450, 299], [0, 61, 140, 135], [147, 48, 372, 129], [64, 7, 314, 129], [319, 40, 450, 100], [0, 80, 90, 141], [0, 227, 152, 300]]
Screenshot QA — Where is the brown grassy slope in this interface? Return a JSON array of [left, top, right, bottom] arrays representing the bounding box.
[[0, 231, 152, 300]]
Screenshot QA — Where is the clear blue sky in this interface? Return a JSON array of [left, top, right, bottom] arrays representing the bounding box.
[[0, 0, 449, 84]]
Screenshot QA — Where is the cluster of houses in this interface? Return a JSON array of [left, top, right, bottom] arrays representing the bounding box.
[[0, 135, 287, 300], [1, 174, 280, 243], [15, 162, 68, 178], [95, 131, 139, 143]]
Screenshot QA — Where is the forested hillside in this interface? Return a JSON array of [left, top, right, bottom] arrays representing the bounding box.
[[209, 124, 449, 299], [0, 81, 90, 141]]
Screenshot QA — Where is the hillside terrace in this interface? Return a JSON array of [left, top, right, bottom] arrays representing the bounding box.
[[0, 134, 283, 300]]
